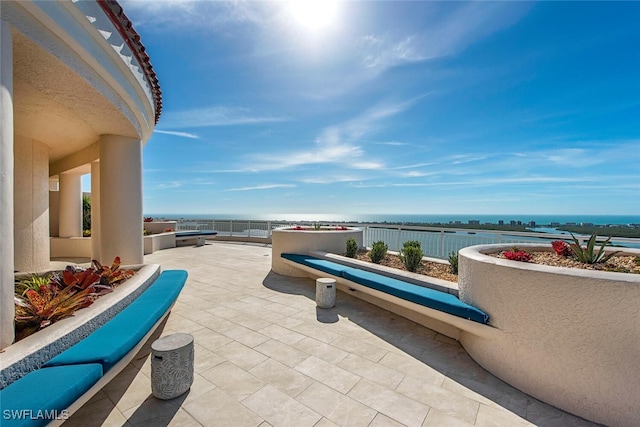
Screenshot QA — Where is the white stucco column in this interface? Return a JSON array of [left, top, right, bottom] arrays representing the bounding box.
[[91, 161, 101, 261], [99, 135, 143, 265], [1, 19, 15, 348], [58, 172, 82, 237], [14, 136, 50, 272]]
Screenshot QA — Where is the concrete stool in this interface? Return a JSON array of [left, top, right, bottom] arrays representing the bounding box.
[[316, 278, 336, 308], [151, 333, 194, 400]]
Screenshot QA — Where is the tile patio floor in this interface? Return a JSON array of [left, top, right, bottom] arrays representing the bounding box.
[[65, 242, 600, 427]]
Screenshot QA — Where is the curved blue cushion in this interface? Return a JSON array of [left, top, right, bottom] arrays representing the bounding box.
[[342, 269, 489, 324], [0, 364, 103, 427], [45, 270, 188, 372], [281, 253, 351, 277]]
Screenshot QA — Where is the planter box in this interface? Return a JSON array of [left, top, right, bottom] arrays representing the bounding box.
[[143, 221, 177, 235], [458, 244, 640, 427], [271, 227, 363, 277], [144, 232, 176, 255]]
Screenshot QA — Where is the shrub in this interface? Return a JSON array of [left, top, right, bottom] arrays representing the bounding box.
[[503, 249, 532, 262], [448, 251, 459, 274], [83, 229, 91, 237], [402, 240, 421, 249], [551, 240, 571, 257], [399, 245, 423, 272], [346, 238, 358, 258], [569, 232, 619, 264], [369, 241, 388, 264]]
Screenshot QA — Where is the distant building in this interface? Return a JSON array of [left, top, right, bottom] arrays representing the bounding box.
[[498, 220, 504, 225], [566, 222, 577, 226], [581, 222, 594, 227], [510, 220, 517, 226], [529, 221, 536, 227], [550, 222, 560, 227], [468, 220, 480, 225]]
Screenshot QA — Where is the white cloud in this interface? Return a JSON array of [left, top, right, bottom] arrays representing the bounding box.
[[157, 181, 182, 189], [153, 130, 199, 139], [160, 106, 290, 129], [224, 184, 296, 192]]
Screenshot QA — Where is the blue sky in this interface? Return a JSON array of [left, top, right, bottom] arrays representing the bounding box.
[[116, 1, 639, 217]]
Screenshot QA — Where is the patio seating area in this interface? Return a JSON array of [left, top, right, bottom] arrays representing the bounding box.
[[65, 242, 598, 427]]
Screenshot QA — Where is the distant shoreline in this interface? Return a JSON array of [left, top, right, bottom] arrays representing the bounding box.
[[147, 213, 640, 227]]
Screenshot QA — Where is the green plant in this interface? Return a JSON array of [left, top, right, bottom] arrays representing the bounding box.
[[346, 238, 358, 258], [399, 241, 423, 272], [313, 222, 322, 230], [569, 232, 620, 264], [82, 195, 91, 232], [15, 273, 53, 297], [369, 241, 388, 264], [83, 229, 91, 237], [448, 251, 459, 274], [635, 256, 640, 266]]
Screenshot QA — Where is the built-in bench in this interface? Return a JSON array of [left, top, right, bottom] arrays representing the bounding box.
[[280, 253, 493, 338], [175, 230, 217, 247], [0, 270, 188, 427]]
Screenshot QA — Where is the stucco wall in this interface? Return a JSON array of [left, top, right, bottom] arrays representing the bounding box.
[[14, 136, 50, 272], [271, 228, 364, 276], [458, 244, 640, 427]]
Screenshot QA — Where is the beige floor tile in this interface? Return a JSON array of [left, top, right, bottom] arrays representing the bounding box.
[[271, 315, 306, 329], [347, 379, 430, 427], [337, 353, 405, 390], [248, 358, 314, 398], [164, 313, 207, 334], [207, 305, 244, 320], [422, 408, 475, 427], [475, 404, 533, 427], [241, 385, 322, 427], [192, 343, 226, 372], [264, 301, 302, 316], [378, 351, 446, 386], [183, 388, 263, 427], [296, 381, 377, 427], [230, 314, 273, 331], [440, 376, 528, 417], [330, 335, 388, 362], [368, 413, 408, 427], [189, 328, 233, 351], [221, 325, 271, 348], [200, 361, 265, 401], [65, 392, 128, 427], [122, 396, 197, 427], [294, 337, 350, 364], [312, 418, 341, 427], [253, 339, 310, 367], [101, 366, 152, 413], [259, 324, 307, 346], [396, 376, 479, 424], [294, 356, 361, 394], [240, 295, 277, 307], [214, 341, 269, 370], [291, 322, 340, 344]]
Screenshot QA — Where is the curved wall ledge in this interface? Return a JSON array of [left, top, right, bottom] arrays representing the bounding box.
[[1, 263, 161, 388], [271, 228, 364, 277], [458, 244, 640, 427]]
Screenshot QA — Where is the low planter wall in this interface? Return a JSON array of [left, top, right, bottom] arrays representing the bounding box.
[[458, 244, 640, 427], [144, 232, 176, 255], [271, 228, 363, 277], [2, 264, 161, 388], [143, 221, 177, 234]]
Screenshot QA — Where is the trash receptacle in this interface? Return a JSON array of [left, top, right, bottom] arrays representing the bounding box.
[[316, 278, 336, 308], [151, 333, 194, 400]]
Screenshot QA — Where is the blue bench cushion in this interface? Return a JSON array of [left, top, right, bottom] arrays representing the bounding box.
[[281, 253, 353, 277], [0, 364, 103, 427], [45, 270, 188, 372], [342, 269, 489, 324]]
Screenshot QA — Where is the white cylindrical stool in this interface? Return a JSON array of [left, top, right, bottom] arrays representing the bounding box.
[[316, 278, 336, 308], [151, 333, 194, 400]]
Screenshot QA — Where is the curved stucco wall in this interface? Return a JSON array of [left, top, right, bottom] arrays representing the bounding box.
[[458, 244, 640, 427], [272, 228, 364, 277]]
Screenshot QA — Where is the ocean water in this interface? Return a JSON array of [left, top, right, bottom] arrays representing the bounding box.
[[147, 213, 640, 226]]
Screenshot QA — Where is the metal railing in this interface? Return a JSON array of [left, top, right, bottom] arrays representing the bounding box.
[[169, 219, 640, 260]]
